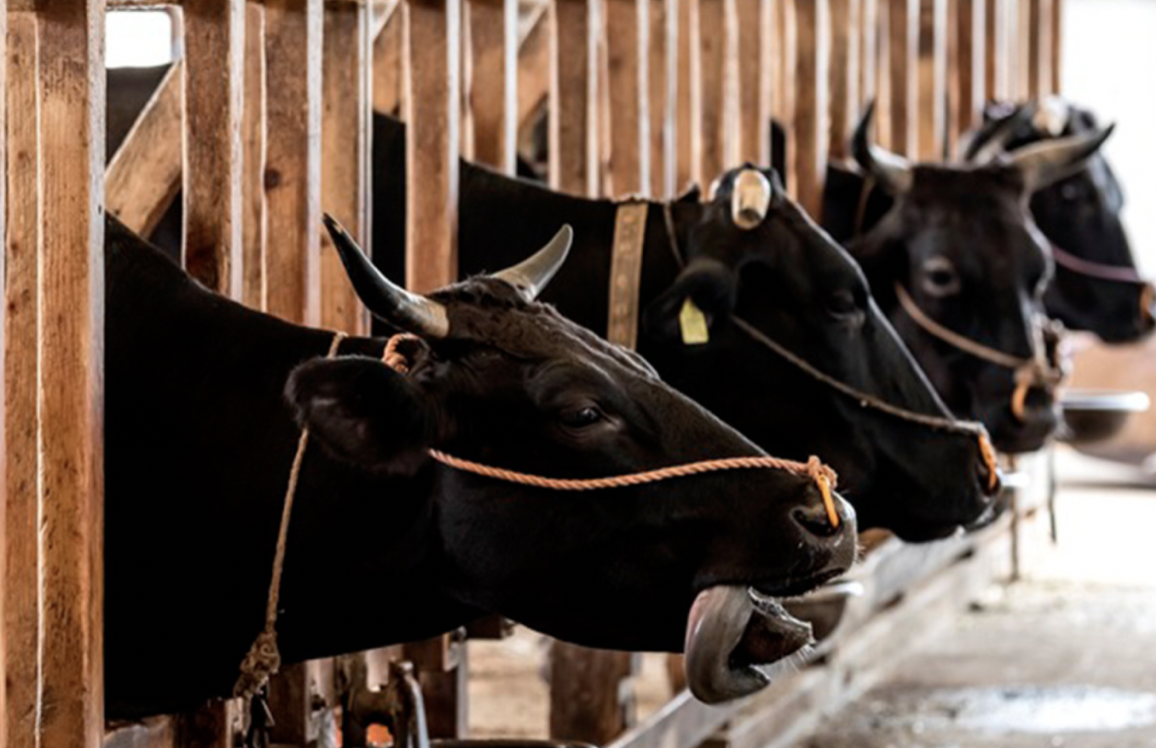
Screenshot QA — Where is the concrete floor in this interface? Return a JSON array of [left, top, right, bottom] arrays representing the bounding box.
[[793, 449, 1156, 748]]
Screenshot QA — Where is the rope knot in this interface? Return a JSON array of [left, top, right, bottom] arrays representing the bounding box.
[[384, 333, 421, 374], [235, 629, 281, 698]]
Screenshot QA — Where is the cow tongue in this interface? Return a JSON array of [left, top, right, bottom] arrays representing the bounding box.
[[684, 585, 814, 704]]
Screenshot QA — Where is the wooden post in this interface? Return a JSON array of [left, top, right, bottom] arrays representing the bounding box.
[[604, 0, 650, 195], [182, 0, 244, 298], [948, 0, 983, 154], [887, 0, 917, 156], [736, 0, 771, 165], [34, 3, 105, 748], [1015, 0, 1030, 98], [771, 0, 795, 181], [403, 633, 468, 738], [264, 0, 323, 324], [3, 12, 30, 748], [464, 0, 517, 172], [649, 0, 678, 196], [915, 0, 945, 160], [859, 0, 878, 110], [984, 0, 1006, 99], [516, 7, 550, 136], [549, 0, 600, 196], [243, 3, 267, 311], [321, 0, 373, 336], [550, 645, 639, 744], [829, 0, 860, 162], [1027, 0, 1052, 98], [1049, 0, 1061, 93], [675, 0, 697, 190], [696, 0, 735, 184], [374, 2, 405, 116], [790, 0, 828, 216]]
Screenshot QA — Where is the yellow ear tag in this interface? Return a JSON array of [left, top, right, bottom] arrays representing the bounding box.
[[678, 297, 710, 345]]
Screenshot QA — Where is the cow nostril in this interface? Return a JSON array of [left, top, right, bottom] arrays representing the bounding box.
[[792, 506, 841, 539]]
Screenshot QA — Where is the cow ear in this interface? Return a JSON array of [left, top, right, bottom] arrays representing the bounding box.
[[285, 355, 439, 474], [642, 260, 736, 346]]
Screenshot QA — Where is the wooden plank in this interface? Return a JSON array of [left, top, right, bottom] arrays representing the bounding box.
[[675, 0, 697, 190], [789, 0, 827, 216], [875, 0, 890, 147], [182, 0, 245, 297], [264, 0, 323, 324], [828, 0, 860, 161], [35, 3, 106, 747], [243, 2, 267, 310], [464, 0, 517, 172], [696, 0, 731, 184], [648, 0, 677, 195], [1050, 0, 1061, 93], [771, 0, 795, 181], [859, 0, 877, 110], [373, 1, 405, 116], [403, 633, 468, 738], [321, 0, 372, 335], [3, 12, 29, 748], [949, 0, 984, 154], [604, 0, 650, 195], [404, 0, 461, 292], [915, 0, 945, 160], [887, 0, 917, 156], [983, 0, 1004, 99], [735, 0, 770, 165], [516, 6, 549, 134], [550, 644, 639, 745], [105, 62, 183, 238], [1015, 0, 1030, 98], [1027, 0, 1052, 98], [549, 0, 599, 196]]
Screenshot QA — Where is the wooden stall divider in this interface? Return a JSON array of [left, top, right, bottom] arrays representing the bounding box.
[[550, 646, 640, 745], [550, 0, 600, 195], [829, 0, 861, 162], [860, 0, 878, 111], [983, 0, 1004, 99], [320, 0, 373, 336], [789, 0, 828, 217], [735, 0, 771, 166], [771, 0, 794, 181], [648, 0, 678, 196], [264, 0, 323, 325], [3, 11, 30, 748], [243, 2, 268, 311], [182, 0, 244, 298], [675, 0, 697, 190], [604, 0, 650, 195], [375, 1, 406, 116], [695, 0, 735, 185], [915, 0, 946, 160], [516, 4, 549, 139], [875, 0, 890, 147], [32, 3, 105, 747], [1050, 0, 1061, 94], [947, 0, 983, 156], [463, 0, 517, 172], [886, 0, 918, 156], [1027, 0, 1052, 98]]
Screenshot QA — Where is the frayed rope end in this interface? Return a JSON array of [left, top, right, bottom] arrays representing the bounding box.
[[234, 630, 281, 698]]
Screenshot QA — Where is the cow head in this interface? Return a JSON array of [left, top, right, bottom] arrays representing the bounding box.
[[966, 98, 1154, 344], [639, 166, 999, 541], [287, 218, 856, 703], [850, 104, 1112, 453]]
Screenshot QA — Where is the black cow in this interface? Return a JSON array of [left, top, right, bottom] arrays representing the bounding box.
[[106, 68, 996, 542], [845, 105, 1112, 454], [964, 98, 1155, 343], [106, 215, 855, 717]]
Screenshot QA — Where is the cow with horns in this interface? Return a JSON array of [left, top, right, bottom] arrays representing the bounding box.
[[105, 215, 856, 717], [843, 104, 1114, 454]]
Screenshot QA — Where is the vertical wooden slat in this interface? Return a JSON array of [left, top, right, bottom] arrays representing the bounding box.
[[1015, 0, 1030, 98], [887, 0, 917, 156], [464, 0, 517, 172], [374, 3, 405, 116], [182, 0, 245, 298], [675, 0, 697, 189], [736, 0, 770, 165], [696, 0, 732, 183], [984, 0, 1002, 99], [828, 0, 859, 161], [1049, 0, 1061, 94], [243, 2, 268, 310], [604, 0, 650, 195], [35, 2, 105, 747], [321, 0, 372, 336], [790, 0, 827, 216], [549, 0, 599, 195], [3, 12, 30, 748], [859, 0, 877, 110], [648, 0, 677, 195], [875, 0, 890, 147], [264, 0, 323, 324], [1028, 0, 1051, 98], [949, 0, 983, 152], [915, 0, 945, 160], [772, 0, 795, 181], [550, 645, 638, 744]]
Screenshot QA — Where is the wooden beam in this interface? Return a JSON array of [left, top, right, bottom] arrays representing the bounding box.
[[243, 2, 267, 310], [516, 6, 549, 133], [948, 0, 984, 153], [3, 12, 30, 748], [771, 0, 795, 181], [983, 0, 1004, 99], [464, 0, 517, 172], [373, 1, 405, 115], [648, 0, 678, 195], [859, 0, 877, 111], [264, 0, 323, 324], [1049, 0, 1061, 93], [321, 0, 373, 335], [675, 0, 697, 190], [696, 0, 732, 184], [828, 0, 860, 161], [550, 644, 639, 745], [735, 0, 770, 165], [106, 62, 183, 238], [604, 0, 650, 195], [790, 0, 828, 216], [35, 3, 106, 747], [1027, 0, 1052, 98], [915, 0, 946, 160], [887, 0, 917, 156], [182, 0, 244, 297], [549, 0, 599, 196]]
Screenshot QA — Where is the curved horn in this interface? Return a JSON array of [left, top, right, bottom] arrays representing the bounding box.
[[490, 224, 574, 301], [967, 103, 1039, 164], [1008, 124, 1114, 193], [322, 214, 449, 338], [851, 101, 913, 194], [731, 169, 773, 229]]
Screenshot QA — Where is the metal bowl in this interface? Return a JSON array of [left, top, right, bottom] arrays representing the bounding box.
[[1059, 389, 1150, 445]]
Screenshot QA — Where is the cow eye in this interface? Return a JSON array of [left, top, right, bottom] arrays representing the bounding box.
[[559, 405, 604, 430], [921, 258, 960, 297], [825, 289, 865, 327]]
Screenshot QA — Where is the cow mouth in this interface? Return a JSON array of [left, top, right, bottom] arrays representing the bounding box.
[[684, 571, 842, 704]]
